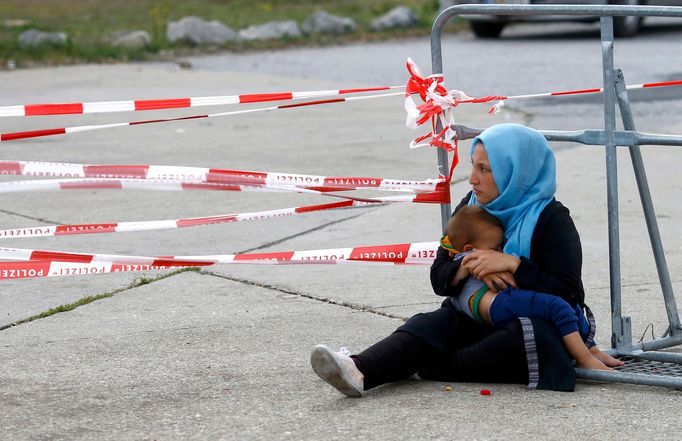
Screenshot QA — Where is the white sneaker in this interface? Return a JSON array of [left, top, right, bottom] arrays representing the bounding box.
[[310, 344, 364, 397]]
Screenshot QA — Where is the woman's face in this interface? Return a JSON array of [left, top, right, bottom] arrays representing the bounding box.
[[469, 142, 500, 204]]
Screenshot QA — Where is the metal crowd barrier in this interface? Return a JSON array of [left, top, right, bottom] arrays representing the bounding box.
[[433, 4, 682, 390]]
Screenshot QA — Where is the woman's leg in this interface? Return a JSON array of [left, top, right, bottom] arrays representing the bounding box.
[[418, 319, 529, 384], [312, 303, 460, 395], [352, 313, 529, 388], [419, 318, 577, 391], [352, 330, 439, 390], [353, 302, 471, 390], [311, 330, 440, 396]]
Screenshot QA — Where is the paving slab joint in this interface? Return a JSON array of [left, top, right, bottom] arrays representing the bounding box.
[[0, 207, 62, 225], [202, 270, 409, 321]]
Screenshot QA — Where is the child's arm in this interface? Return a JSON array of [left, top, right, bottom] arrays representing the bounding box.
[[450, 262, 471, 287], [430, 246, 466, 296]]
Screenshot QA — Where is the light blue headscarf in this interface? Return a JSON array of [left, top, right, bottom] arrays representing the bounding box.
[[469, 123, 556, 258]]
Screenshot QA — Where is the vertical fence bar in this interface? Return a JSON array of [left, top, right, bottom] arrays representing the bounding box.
[[600, 16, 626, 349], [431, 17, 452, 232], [614, 70, 682, 336]]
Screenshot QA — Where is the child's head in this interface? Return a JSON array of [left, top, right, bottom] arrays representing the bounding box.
[[446, 205, 504, 253]]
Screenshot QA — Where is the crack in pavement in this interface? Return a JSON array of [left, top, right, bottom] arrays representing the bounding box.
[[202, 270, 409, 322], [0, 208, 62, 225]]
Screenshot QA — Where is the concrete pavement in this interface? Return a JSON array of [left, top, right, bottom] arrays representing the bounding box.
[[1, 53, 682, 440]]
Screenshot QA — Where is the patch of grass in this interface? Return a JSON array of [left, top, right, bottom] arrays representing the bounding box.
[[0, 266, 200, 330], [0, 0, 464, 67]]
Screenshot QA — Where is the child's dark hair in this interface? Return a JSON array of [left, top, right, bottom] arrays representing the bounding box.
[[446, 205, 503, 251]]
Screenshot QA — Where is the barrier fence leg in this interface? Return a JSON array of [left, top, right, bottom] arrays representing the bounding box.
[[436, 144, 451, 232], [579, 31, 682, 390], [599, 16, 628, 351], [614, 70, 682, 344], [431, 28, 452, 233]]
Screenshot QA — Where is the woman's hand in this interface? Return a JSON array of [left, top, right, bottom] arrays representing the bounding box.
[[462, 250, 521, 281]]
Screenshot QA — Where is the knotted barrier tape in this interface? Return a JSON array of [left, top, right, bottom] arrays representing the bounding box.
[[0, 85, 403, 117], [0, 242, 440, 280], [403, 61, 682, 118], [403, 57, 468, 154], [402, 58, 682, 157]]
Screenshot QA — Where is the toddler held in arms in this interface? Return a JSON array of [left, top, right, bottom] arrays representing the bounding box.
[[442, 205, 622, 371]]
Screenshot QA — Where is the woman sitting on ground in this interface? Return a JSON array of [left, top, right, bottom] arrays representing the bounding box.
[[311, 123, 621, 397]]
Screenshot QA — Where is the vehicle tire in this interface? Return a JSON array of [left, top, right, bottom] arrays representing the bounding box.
[[470, 22, 505, 38], [612, 0, 643, 37]]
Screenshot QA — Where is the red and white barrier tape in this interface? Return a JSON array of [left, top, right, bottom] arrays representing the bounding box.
[[0, 85, 404, 118], [0, 160, 443, 193], [403, 58, 463, 153], [0, 200, 379, 239], [0, 92, 404, 142], [0, 242, 440, 280], [403, 58, 682, 142], [0, 177, 268, 193], [475, 79, 682, 115], [0, 177, 450, 204], [417, 80, 682, 117]]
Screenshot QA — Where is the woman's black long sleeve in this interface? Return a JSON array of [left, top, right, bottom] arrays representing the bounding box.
[[514, 201, 585, 306]]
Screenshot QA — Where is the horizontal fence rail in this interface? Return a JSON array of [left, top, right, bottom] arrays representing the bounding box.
[[451, 125, 682, 147]]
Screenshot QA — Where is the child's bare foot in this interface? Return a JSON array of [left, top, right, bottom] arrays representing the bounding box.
[[590, 347, 625, 367], [576, 355, 614, 371]]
